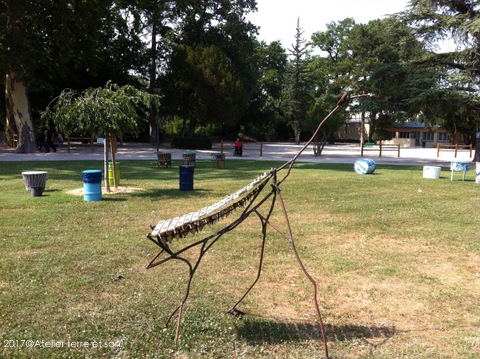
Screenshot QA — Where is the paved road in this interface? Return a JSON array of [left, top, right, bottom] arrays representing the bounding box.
[[0, 141, 475, 168]]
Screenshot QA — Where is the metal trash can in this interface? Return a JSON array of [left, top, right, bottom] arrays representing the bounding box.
[[179, 165, 194, 191], [82, 170, 102, 201], [108, 162, 120, 186], [22, 171, 48, 195]]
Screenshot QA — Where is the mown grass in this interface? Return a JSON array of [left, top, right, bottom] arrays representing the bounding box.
[[0, 159, 479, 358]]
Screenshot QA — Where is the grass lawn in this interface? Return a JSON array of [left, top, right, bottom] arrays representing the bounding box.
[[0, 159, 479, 358]]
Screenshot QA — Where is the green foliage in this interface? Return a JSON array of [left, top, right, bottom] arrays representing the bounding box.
[[403, 0, 480, 158], [160, 43, 247, 137], [240, 41, 290, 141], [1, 1, 144, 94], [284, 19, 314, 144], [372, 129, 393, 142], [157, 0, 258, 138], [42, 82, 160, 139], [170, 136, 212, 149]]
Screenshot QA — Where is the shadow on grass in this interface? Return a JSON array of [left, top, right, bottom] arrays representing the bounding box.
[[130, 187, 213, 199], [101, 196, 127, 202], [235, 317, 395, 345]]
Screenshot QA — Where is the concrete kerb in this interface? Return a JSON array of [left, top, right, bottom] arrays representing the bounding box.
[[0, 141, 475, 168]]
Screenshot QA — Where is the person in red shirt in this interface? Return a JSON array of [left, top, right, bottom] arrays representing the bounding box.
[[234, 138, 242, 156]]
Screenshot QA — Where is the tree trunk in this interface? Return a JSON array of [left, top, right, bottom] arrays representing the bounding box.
[[313, 132, 328, 157], [104, 138, 111, 192], [5, 73, 37, 153], [149, 15, 158, 142], [187, 118, 197, 138], [294, 121, 301, 145], [110, 135, 118, 190], [360, 110, 365, 145]]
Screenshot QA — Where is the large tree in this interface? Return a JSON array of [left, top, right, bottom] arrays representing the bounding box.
[[311, 17, 440, 144], [120, 0, 175, 140], [404, 0, 480, 160], [1, 0, 144, 152], [160, 43, 246, 137], [158, 0, 258, 138], [240, 40, 288, 141]]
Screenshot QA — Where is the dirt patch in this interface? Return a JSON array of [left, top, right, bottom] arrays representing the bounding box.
[[66, 186, 145, 196]]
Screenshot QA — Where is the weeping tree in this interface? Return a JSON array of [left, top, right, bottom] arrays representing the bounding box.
[[42, 82, 159, 191]]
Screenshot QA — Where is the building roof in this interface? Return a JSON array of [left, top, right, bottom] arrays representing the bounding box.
[[393, 121, 440, 129], [394, 121, 426, 128]]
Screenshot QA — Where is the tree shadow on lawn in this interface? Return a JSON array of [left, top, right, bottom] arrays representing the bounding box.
[[235, 316, 395, 347], [130, 187, 213, 200]]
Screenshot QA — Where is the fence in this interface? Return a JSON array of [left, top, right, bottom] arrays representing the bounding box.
[[220, 140, 263, 157], [361, 143, 401, 157], [437, 144, 472, 158]]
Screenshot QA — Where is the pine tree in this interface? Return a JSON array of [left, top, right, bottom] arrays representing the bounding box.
[[285, 18, 312, 144]]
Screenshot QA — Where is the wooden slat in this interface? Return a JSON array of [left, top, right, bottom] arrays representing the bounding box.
[[148, 171, 270, 241], [167, 217, 180, 232], [159, 219, 172, 235]]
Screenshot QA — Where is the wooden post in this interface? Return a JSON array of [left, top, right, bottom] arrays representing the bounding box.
[[437, 144, 440, 157], [67, 137, 71, 153], [379, 143, 382, 157], [455, 144, 458, 158], [470, 144, 473, 157], [361, 143, 364, 157], [260, 142, 263, 157], [110, 135, 118, 190], [397, 144, 400, 157]]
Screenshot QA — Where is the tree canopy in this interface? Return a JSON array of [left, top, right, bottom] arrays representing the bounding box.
[[402, 0, 480, 159], [1, 0, 479, 159]]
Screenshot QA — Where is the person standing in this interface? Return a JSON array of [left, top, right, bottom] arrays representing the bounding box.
[[45, 125, 57, 152], [37, 126, 47, 151]]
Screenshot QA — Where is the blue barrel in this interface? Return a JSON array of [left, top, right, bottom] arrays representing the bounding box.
[[354, 159, 376, 175], [179, 165, 194, 191], [82, 170, 102, 201]]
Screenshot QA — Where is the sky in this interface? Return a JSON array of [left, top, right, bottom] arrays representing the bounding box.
[[246, 0, 410, 48]]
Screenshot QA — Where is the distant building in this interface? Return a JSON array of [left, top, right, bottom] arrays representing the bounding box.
[[383, 121, 454, 148], [334, 114, 371, 143], [335, 118, 463, 147]]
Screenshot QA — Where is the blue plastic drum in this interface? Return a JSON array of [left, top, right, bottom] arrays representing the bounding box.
[[82, 170, 102, 201], [179, 165, 194, 191], [354, 159, 376, 175]]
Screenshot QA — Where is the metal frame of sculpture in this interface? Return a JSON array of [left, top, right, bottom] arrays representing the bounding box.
[[145, 93, 367, 359]]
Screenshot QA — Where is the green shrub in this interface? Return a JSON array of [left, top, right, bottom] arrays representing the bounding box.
[[170, 136, 212, 149], [372, 129, 393, 142]]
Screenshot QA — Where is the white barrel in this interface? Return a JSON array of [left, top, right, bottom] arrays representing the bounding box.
[[423, 166, 441, 179], [354, 159, 376, 175], [476, 162, 480, 184]]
